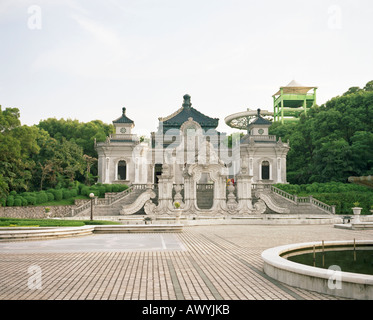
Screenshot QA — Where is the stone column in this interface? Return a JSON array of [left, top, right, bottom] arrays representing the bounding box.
[[104, 157, 110, 184], [182, 167, 197, 214], [236, 173, 253, 214]]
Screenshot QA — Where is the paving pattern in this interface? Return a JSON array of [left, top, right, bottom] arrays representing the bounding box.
[[0, 224, 372, 300]]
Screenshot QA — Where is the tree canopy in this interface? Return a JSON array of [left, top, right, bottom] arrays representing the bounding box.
[[0, 107, 114, 202], [0, 80, 372, 203], [269, 80, 373, 184]]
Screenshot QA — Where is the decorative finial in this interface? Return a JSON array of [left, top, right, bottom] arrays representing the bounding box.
[[183, 94, 192, 108], [257, 108, 261, 117], [122, 107, 126, 115]]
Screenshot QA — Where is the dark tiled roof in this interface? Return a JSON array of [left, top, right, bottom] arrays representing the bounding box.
[[160, 94, 219, 130], [250, 109, 272, 125], [113, 107, 134, 124]]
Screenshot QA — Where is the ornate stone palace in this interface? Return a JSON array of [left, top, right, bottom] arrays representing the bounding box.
[[92, 94, 334, 217]]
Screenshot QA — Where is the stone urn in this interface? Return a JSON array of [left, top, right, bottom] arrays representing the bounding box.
[[174, 202, 182, 224], [352, 207, 362, 215], [352, 206, 362, 223]]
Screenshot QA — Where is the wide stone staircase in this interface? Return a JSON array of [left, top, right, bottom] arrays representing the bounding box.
[[71, 183, 335, 218], [255, 185, 336, 215], [72, 185, 157, 217]]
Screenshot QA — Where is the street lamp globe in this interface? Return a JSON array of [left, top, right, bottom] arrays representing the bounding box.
[[89, 193, 95, 221]]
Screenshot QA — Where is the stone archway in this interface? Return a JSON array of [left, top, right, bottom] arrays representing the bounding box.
[[182, 140, 229, 214]]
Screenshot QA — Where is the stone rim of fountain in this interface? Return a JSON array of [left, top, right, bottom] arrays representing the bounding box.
[[261, 240, 373, 300]]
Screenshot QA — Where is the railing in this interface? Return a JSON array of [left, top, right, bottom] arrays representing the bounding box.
[[251, 184, 272, 190], [71, 184, 159, 216], [71, 200, 91, 216], [197, 184, 214, 191], [104, 186, 134, 205], [296, 197, 310, 204], [270, 185, 296, 202], [133, 184, 155, 190], [250, 135, 277, 142], [310, 196, 336, 214], [269, 185, 336, 214]]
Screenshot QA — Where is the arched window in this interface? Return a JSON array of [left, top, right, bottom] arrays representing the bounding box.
[[261, 161, 270, 180], [118, 160, 127, 180]]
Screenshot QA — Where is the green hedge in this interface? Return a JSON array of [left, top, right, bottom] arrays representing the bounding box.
[[2, 183, 129, 207], [274, 182, 373, 215], [81, 184, 128, 198]]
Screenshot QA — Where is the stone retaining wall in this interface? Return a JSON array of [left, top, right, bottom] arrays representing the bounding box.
[[0, 205, 75, 219]]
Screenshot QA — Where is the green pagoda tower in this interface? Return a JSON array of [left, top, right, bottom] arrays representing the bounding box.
[[273, 80, 317, 123]]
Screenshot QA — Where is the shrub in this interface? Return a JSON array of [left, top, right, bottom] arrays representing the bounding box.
[[14, 198, 22, 206], [103, 184, 112, 193], [21, 197, 28, 206], [62, 189, 72, 199], [36, 192, 48, 204], [118, 184, 128, 192], [98, 186, 106, 197], [80, 186, 90, 196], [24, 195, 36, 205], [51, 189, 63, 201], [70, 188, 78, 197], [46, 192, 54, 201], [6, 196, 14, 207]]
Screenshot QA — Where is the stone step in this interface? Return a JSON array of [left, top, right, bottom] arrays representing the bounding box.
[[76, 188, 151, 217], [265, 191, 330, 215]]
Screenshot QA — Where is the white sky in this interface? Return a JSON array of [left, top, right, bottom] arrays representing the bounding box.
[[1, 0, 373, 137]]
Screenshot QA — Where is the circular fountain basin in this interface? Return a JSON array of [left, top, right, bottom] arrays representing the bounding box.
[[261, 240, 373, 300]]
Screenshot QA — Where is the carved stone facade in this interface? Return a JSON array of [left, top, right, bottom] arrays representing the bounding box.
[[95, 95, 290, 216]]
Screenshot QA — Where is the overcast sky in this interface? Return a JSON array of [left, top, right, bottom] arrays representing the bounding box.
[[1, 0, 373, 136]]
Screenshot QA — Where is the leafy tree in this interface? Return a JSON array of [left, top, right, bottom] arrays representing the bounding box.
[[37, 118, 114, 181], [350, 131, 373, 176], [311, 139, 353, 182], [37, 118, 114, 157], [0, 106, 20, 132], [271, 80, 373, 184], [83, 154, 97, 186], [343, 86, 362, 96], [363, 80, 373, 92], [0, 107, 40, 193]]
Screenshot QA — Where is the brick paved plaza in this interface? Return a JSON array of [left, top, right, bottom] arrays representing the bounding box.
[[0, 224, 372, 301]]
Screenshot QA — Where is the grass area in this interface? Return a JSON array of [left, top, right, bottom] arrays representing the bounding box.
[[0, 217, 120, 227]]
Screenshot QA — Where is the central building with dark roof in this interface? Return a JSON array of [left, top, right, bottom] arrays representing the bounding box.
[[93, 93, 297, 216], [95, 94, 289, 187]]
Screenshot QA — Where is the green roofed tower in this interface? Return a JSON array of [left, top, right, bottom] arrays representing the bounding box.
[[273, 80, 317, 123]]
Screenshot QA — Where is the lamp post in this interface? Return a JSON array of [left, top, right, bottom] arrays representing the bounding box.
[[89, 193, 95, 221]]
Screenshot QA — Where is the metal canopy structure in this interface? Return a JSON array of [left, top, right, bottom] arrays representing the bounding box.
[[273, 80, 317, 123], [224, 108, 273, 132]]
